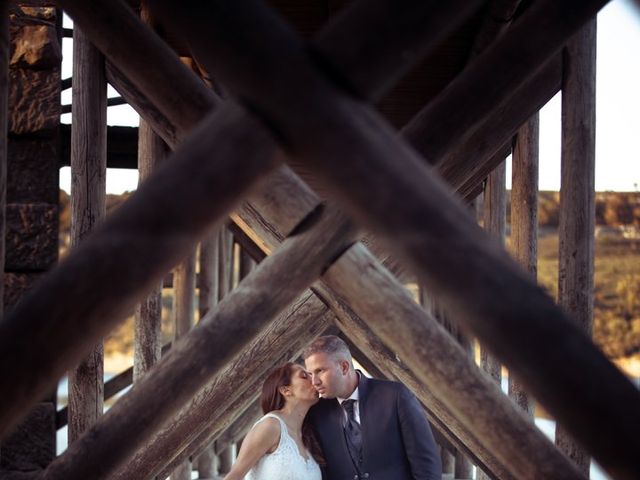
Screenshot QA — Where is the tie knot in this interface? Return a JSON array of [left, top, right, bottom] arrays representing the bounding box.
[[342, 399, 356, 418]]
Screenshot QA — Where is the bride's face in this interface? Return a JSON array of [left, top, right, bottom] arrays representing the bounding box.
[[286, 365, 320, 403]]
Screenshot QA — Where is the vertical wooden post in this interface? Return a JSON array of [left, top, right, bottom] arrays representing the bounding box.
[[441, 447, 455, 476], [68, 25, 107, 443], [0, 0, 7, 318], [217, 443, 234, 476], [195, 233, 219, 479], [218, 227, 234, 300], [510, 113, 540, 416], [0, 3, 6, 463], [239, 247, 255, 280], [478, 160, 506, 480], [556, 19, 597, 475], [170, 251, 196, 480], [133, 0, 165, 384]]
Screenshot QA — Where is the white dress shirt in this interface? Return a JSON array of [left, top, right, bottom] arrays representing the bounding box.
[[337, 386, 361, 424]]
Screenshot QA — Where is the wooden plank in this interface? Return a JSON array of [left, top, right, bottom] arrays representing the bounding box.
[[555, 20, 597, 476], [153, 2, 637, 478], [67, 25, 107, 444], [509, 113, 539, 416]]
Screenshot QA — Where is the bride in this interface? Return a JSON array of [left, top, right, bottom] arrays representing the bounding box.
[[223, 362, 323, 480]]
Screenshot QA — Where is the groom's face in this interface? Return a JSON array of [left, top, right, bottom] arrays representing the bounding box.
[[305, 352, 348, 399]]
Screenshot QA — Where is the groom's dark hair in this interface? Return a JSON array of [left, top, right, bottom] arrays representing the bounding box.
[[303, 335, 353, 362]]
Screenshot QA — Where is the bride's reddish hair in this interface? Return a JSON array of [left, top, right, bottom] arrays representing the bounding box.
[[260, 363, 325, 465]]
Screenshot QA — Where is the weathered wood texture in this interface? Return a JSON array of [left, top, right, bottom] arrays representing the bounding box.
[[509, 113, 539, 416], [212, 399, 262, 455], [479, 161, 506, 469], [0, 0, 8, 315], [193, 232, 219, 477], [173, 252, 196, 339], [2, 0, 474, 437], [67, 25, 107, 444], [555, 20, 597, 476], [113, 294, 332, 480], [217, 227, 233, 300], [235, 169, 583, 479], [170, 251, 196, 480], [133, 119, 165, 381], [154, 2, 637, 478], [42, 205, 356, 479]]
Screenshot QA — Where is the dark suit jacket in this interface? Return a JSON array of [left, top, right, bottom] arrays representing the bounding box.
[[308, 375, 441, 480]]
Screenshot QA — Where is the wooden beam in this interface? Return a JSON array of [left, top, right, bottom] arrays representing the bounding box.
[[479, 159, 507, 472], [193, 229, 219, 478], [234, 169, 583, 479], [0, 0, 8, 317], [509, 113, 540, 416], [134, 0, 166, 387], [212, 399, 261, 456], [154, 2, 638, 478], [555, 20, 597, 476], [67, 25, 107, 444], [438, 57, 561, 200], [42, 202, 356, 479], [170, 250, 197, 479], [133, 117, 165, 382], [337, 309, 500, 478], [114, 294, 333, 480]]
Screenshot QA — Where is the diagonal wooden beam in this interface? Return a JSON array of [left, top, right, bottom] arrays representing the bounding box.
[[114, 295, 334, 480], [41, 202, 355, 479], [0, 0, 481, 439], [341, 321, 497, 477], [152, 2, 639, 478], [234, 168, 583, 480], [152, 323, 341, 480]]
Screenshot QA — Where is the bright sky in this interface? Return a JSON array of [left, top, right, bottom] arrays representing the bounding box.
[[59, 0, 640, 194]]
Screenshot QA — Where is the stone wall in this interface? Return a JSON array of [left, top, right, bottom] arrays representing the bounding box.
[[1, 1, 60, 475]]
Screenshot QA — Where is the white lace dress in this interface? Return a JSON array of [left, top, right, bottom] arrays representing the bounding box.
[[245, 413, 321, 480]]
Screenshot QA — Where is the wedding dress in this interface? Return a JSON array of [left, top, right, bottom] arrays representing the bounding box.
[[245, 413, 322, 480]]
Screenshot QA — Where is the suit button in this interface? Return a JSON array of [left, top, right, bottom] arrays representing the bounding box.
[[363, 474, 370, 479], [353, 476, 359, 480]]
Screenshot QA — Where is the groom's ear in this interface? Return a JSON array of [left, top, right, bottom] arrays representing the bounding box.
[[339, 360, 350, 375]]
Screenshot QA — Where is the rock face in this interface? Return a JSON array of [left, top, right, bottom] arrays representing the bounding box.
[[1, 2, 61, 476]]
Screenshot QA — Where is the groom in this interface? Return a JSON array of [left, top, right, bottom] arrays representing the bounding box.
[[304, 335, 442, 480]]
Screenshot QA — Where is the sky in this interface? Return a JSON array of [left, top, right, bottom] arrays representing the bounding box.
[[59, 0, 640, 194]]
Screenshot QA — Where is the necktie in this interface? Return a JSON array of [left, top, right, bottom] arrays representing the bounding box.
[[342, 399, 363, 468]]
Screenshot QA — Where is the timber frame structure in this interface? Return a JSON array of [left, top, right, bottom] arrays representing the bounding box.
[[0, 0, 639, 479]]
